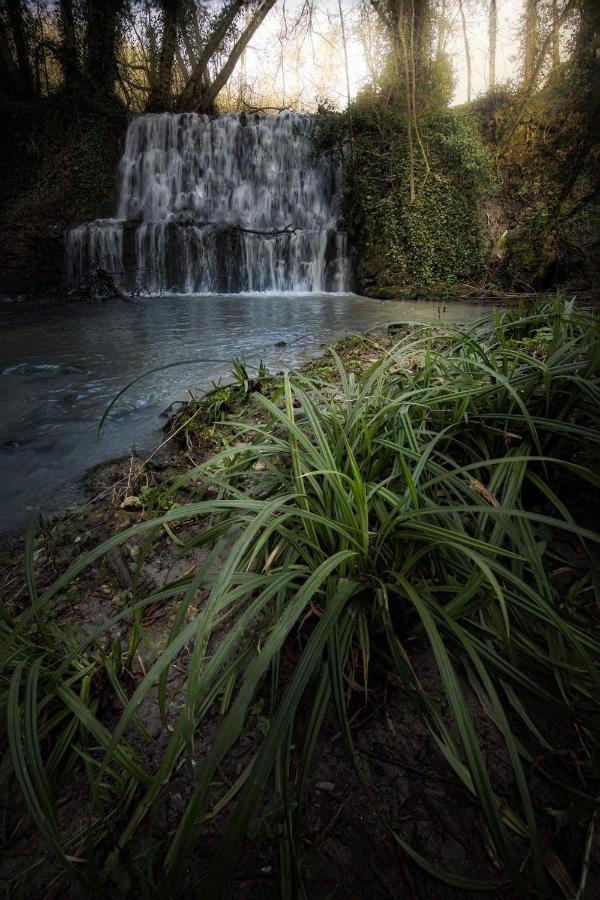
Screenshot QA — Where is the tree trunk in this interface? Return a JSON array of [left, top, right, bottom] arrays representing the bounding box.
[[188, 0, 277, 114], [85, 0, 124, 97], [458, 0, 471, 102], [396, 12, 415, 201], [410, 0, 430, 178], [523, 0, 538, 86], [59, 0, 79, 92], [437, 0, 447, 57], [337, 0, 355, 173], [5, 0, 33, 96], [178, 0, 246, 111], [551, 0, 560, 70], [489, 0, 497, 89], [411, 0, 429, 72], [0, 15, 26, 97], [147, 0, 179, 110], [368, 0, 431, 196]]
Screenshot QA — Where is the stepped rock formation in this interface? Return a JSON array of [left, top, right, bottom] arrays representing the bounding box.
[[66, 112, 351, 294]]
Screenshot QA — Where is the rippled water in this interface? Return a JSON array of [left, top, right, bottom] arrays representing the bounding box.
[[0, 294, 490, 532]]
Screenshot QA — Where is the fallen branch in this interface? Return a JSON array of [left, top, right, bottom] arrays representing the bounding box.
[[92, 268, 139, 304], [240, 101, 291, 113], [233, 223, 302, 237]]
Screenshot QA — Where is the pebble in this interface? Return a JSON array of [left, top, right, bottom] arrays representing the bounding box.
[[120, 495, 143, 510]]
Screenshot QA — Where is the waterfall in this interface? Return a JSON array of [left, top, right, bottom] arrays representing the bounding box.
[[65, 112, 352, 294]]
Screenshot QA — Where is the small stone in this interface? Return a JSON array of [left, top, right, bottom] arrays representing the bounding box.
[[120, 495, 143, 510], [316, 781, 335, 791]]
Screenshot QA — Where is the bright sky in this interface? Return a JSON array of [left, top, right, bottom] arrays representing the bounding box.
[[448, 0, 524, 103], [238, 0, 526, 110]]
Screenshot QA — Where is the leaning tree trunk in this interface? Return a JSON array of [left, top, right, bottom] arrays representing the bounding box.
[[180, 0, 276, 113], [178, 0, 246, 111]]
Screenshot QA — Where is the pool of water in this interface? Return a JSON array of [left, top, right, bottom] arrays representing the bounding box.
[[0, 293, 491, 532]]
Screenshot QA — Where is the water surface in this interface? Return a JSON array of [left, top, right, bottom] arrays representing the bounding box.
[[0, 293, 490, 532]]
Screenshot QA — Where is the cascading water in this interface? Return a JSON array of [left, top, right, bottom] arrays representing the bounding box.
[[65, 112, 352, 294]]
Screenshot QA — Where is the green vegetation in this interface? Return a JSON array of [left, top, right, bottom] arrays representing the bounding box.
[[2, 300, 599, 895], [0, 98, 126, 293], [312, 1, 599, 299], [315, 12, 494, 298], [470, 54, 600, 291], [315, 58, 599, 298], [330, 102, 492, 294]]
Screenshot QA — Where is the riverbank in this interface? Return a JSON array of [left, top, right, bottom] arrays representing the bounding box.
[[0, 293, 498, 534], [2, 303, 599, 899], [0, 330, 394, 575]]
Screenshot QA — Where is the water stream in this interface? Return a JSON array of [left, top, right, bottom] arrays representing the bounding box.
[[0, 295, 490, 532]]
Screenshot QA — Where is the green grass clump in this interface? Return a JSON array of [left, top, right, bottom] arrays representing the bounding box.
[[2, 299, 599, 896]]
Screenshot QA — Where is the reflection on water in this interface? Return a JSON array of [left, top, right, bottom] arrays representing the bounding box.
[[0, 293, 490, 531]]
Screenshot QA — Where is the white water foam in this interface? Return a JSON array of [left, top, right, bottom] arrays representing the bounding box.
[[65, 112, 352, 294]]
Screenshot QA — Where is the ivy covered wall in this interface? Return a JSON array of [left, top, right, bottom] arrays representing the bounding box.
[[316, 90, 492, 298]]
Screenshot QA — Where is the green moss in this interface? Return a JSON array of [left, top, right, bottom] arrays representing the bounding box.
[[316, 101, 492, 294]]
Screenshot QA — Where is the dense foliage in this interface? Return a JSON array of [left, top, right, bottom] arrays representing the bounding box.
[[311, 0, 600, 298], [316, 0, 498, 296], [317, 98, 491, 295], [3, 301, 599, 895], [470, 56, 600, 291]]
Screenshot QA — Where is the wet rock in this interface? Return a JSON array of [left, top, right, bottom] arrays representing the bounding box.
[[161, 400, 185, 418], [387, 322, 407, 336]]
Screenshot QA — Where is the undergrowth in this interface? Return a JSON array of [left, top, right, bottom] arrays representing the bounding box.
[[1, 299, 599, 897]]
